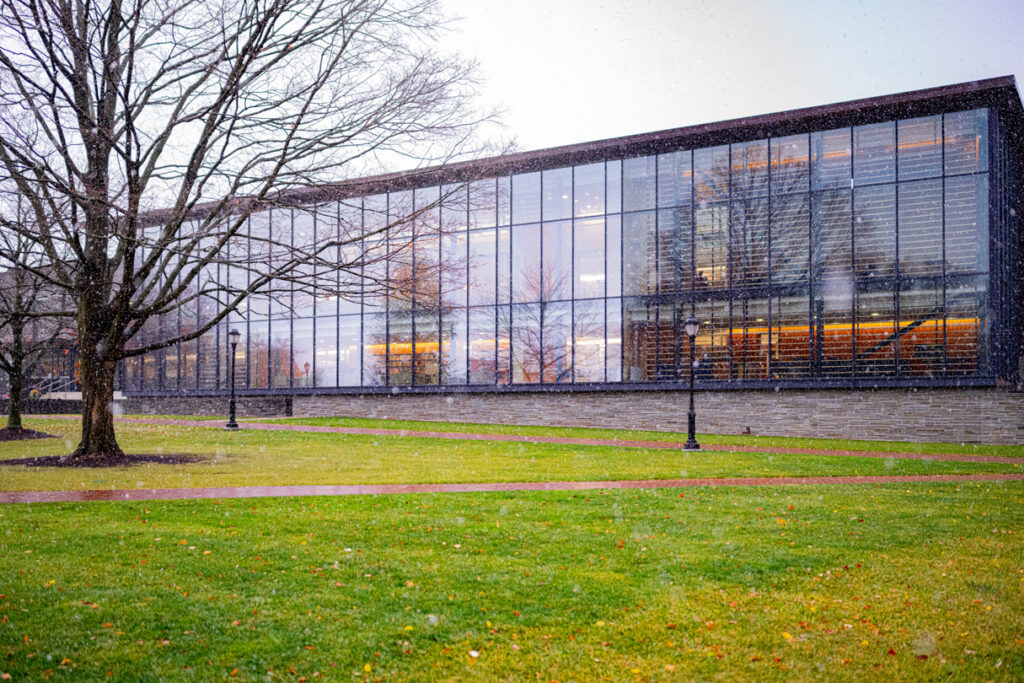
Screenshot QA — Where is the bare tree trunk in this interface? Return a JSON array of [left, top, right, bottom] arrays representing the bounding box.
[[72, 305, 123, 458], [74, 353, 122, 458], [6, 354, 22, 430]]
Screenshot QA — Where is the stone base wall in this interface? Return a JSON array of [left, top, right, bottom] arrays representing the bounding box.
[[123, 395, 291, 418], [290, 387, 1024, 445]]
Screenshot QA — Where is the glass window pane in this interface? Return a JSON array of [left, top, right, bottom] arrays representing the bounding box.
[[468, 229, 496, 305], [945, 174, 988, 274], [898, 284, 944, 377], [622, 211, 655, 295], [497, 177, 511, 226], [770, 193, 810, 285], [414, 235, 441, 307], [541, 301, 572, 383], [315, 316, 338, 388], [198, 330, 218, 390], [606, 298, 622, 382], [731, 296, 770, 380], [606, 159, 621, 213], [606, 214, 622, 297], [497, 227, 511, 303], [897, 179, 943, 278], [813, 190, 852, 278], [574, 218, 605, 299], [270, 320, 290, 388], [693, 299, 730, 380], [542, 167, 572, 221], [773, 292, 813, 379], [657, 151, 692, 208], [854, 184, 896, 279], [812, 128, 852, 190], [496, 304, 511, 384], [622, 297, 653, 382], [293, 318, 314, 388], [512, 172, 540, 224], [898, 116, 942, 180], [469, 179, 497, 228], [945, 277, 987, 376], [417, 307, 443, 385], [658, 205, 692, 293], [511, 303, 540, 383], [771, 134, 809, 193], [387, 309, 412, 386], [731, 140, 768, 199], [854, 122, 895, 185], [854, 285, 896, 376], [944, 109, 988, 175], [730, 198, 770, 287], [469, 307, 496, 384], [362, 313, 386, 386], [694, 145, 730, 203], [440, 232, 467, 306], [573, 298, 604, 383], [339, 315, 361, 386], [542, 220, 572, 301], [695, 202, 728, 289], [249, 320, 269, 388], [574, 162, 605, 217], [623, 156, 656, 211], [512, 223, 540, 303], [417, 187, 442, 235]]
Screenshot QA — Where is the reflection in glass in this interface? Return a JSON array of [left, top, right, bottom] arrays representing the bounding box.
[[468, 307, 496, 384], [944, 109, 988, 176], [574, 218, 605, 299], [512, 172, 541, 224], [511, 303, 540, 383], [623, 156, 656, 211], [811, 128, 851, 190], [315, 316, 338, 387], [339, 315, 360, 386], [512, 224, 540, 303], [542, 220, 572, 301], [542, 167, 572, 221], [854, 122, 895, 186], [574, 163, 604, 217], [573, 299, 604, 382], [898, 116, 942, 181], [293, 318, 314, 388]]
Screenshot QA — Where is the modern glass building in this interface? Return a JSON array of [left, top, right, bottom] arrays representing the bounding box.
[[124, 77, 1023, 398]]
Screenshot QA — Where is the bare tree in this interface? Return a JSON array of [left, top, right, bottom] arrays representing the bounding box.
[[0, 0, 491, 459]]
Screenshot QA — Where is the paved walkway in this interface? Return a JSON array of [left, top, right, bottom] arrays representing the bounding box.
[[31, 415, 1024, 464], [2, 472, 1023, 504]]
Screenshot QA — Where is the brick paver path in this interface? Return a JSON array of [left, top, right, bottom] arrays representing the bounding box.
[[30, 415, 1024, 464], [2, 472, 1022, 504]]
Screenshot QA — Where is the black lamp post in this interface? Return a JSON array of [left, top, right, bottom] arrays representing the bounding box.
[[683, 316, 700, 450], [225, 328, 241, 430]]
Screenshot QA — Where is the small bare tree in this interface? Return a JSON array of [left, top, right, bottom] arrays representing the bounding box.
[[0, 0, 491, 459]]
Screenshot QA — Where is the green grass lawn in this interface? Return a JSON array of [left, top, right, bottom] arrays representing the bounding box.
[[0, 418, 1020, 492], [251, 415, 1024, 458], [2, 482, 1022, 681]]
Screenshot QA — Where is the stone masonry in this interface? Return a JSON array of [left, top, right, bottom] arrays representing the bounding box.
[[289, 387, 1024, 445], [122, 387, 1024, 445]]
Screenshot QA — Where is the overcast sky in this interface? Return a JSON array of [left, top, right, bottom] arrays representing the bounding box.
[[440, 0, 1023, 152]]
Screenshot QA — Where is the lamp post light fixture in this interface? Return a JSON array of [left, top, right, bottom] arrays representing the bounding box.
[[304, 361, 311, 387], [683, 316, 700, 450], [225, 328, 241, 430]]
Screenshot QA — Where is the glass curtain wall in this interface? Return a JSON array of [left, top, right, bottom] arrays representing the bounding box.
[[128, 109, 991, 391]]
